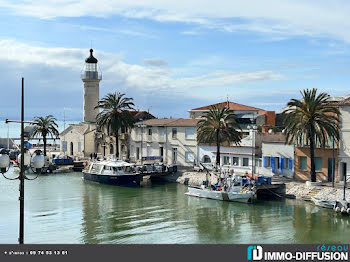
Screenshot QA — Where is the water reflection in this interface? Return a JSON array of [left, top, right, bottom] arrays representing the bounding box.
[[1, 171, 350, 244]]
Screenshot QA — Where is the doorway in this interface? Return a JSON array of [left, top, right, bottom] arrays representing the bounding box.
[[70, 142, 73, 155], [328, 158, 335, 182], [342, 162, 347, 181], [160, 147, 164, 162]]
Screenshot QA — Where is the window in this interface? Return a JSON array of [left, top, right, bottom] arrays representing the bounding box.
[[284, 158, 288, 169], [264, 156, 271, 168], [185, 152, 195, 163], [148, 128, 152, 136], [202, 155, 211, 163], [223, 156, 230, 165], [315, 157, 322, 172], [109, 144, 114, 154], [159, 127, 165, 138], [147, 146, 152, 156], [172, 148, 177, 163], [299, 156, 307, 171], [121, 144, 126, 154], [172, 128, 177, 139], [78, 142, 81, 152], [232, 157, 239, 166], [243, 158, 249, 166], [185, 128, 195, 139]]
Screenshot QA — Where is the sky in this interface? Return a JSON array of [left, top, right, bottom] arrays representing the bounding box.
[[1, 0, 350, 121]]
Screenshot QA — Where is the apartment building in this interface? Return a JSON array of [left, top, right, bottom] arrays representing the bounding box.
[[129, 118, 200, 167]]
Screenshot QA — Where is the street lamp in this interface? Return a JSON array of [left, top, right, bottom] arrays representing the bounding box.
[[0, 77, 45, 244], [248, 125, 257, 176]]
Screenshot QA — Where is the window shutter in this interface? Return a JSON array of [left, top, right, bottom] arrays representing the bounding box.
[[263, 157, 267, 167], [271, 157, 275, 173], [289, 158, 293, 170]]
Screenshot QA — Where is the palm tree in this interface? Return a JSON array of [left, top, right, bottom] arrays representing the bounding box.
[[95, 92, 135, 158], [32, 115, 59, 156], [197, 106, 242, 167], [283, 88, 340, 182]]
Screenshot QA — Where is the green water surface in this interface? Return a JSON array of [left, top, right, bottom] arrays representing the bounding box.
[[0, 170, 349, 244]]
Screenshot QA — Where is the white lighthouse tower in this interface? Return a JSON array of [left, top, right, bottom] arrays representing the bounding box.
[[82, 49, 101, 123]]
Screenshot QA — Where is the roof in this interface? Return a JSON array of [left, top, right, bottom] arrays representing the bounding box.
[[60, 123, 89, 136], [136, 118, 200, 127], [338, 96, 350, 106], [190, 101, 263, 112], [85, 49, 98, 64], [129, 111, 156, 122], [261, 133, 286, 143]]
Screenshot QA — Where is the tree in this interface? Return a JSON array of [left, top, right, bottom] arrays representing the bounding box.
[[283, 88, 340, 182], [197, 106, 242, 167], [95, 92, 135, 158], [32, 115, 59, 156]]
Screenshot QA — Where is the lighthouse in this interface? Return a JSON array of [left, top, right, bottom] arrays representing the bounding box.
[[82, 49, 101, 123]]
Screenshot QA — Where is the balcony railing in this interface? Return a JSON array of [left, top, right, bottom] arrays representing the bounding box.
[[81, 71, 102, 80]]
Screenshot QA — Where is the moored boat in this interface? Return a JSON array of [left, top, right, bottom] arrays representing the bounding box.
[[311, 198, 336, 209], [83, 159, 140, 186], [185, 185, 254, 203]]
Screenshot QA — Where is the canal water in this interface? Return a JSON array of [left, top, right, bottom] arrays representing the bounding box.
[[1, 170, 350, 244]]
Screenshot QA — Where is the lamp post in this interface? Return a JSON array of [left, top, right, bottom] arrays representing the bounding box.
[[248, 125, 257, 176], [0, 78, 45, 244]]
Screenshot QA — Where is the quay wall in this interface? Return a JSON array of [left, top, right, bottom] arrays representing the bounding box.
[[159, 171, 350, 202]]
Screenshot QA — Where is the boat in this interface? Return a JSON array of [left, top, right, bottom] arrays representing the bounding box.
[[83, 159, 140, 185], [185, 185, 254, 203], [185, 162, 255, 203], [311, 198, 336, 209]]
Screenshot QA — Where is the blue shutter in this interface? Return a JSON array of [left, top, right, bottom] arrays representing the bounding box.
[[263, 157, 267, 167], [289, 158, 293, 170], [271, 157, 275, 173], [279, 157, 283, 173]]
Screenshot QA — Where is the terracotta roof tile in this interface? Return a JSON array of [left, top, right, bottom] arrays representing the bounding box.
[[136, 118, 200, 127], [190, 101, 263, 111]]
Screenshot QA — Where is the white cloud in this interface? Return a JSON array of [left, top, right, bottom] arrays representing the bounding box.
[[0, 39, 284, 94], [143, 58, 168, 67], [1, 1, 350, 42]]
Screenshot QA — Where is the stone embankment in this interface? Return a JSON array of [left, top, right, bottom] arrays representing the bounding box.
[[162, 171, 218, 186], [285, 182, 350, 202], [162, 170, 350, 202]]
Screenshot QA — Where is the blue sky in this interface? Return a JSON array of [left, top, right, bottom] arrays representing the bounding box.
[[1, 0, 350, 121]]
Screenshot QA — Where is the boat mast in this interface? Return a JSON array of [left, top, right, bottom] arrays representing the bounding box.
[[63, 108, 66, 155], [7, 122, 9, 150]]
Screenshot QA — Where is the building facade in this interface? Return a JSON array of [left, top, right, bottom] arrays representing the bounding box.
[[261, 134, 295, 177], [129, 118, 199, 167], [295, 147, 337, 182], [198, 129, 263, 175], [189, 101, 275, 133], [338, 97, 350, 181]]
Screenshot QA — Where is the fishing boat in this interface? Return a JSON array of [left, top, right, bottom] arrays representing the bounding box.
[[311, 198, 336, 209], [83, 159, 140, 185], [185, 164, 255, 203], [185, 185, 254, 203]]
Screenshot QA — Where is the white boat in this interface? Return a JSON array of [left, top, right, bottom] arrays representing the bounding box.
[[83, 159, 140, 185], [311, 198, 336, 209], [185, 186, 254, 203]]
